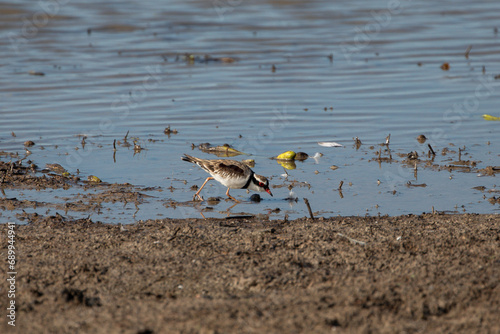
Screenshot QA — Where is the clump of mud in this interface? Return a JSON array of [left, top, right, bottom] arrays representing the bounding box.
[[0, 155, 154, 221]]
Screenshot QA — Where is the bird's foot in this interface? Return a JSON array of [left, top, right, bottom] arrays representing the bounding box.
[[226, 196, 240, 203]]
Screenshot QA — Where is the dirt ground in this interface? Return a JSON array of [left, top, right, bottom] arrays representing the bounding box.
[[1, 213, 499, 334]]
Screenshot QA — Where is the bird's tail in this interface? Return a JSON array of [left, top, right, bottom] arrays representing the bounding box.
[[181, 154, 199, 164]]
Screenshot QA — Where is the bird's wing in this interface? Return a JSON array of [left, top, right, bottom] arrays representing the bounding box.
[[212, 160, 250, 179]]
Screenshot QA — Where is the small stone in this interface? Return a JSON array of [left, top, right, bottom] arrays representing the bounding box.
[[417, 134, 427, 143], [295, 152, 309, 161], [250, 194, 261, 202]]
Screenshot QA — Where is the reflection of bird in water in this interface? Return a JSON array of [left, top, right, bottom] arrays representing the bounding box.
[[181, 154, 272, 202]]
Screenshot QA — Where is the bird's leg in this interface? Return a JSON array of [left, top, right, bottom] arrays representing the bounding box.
[[226, 202, 239, 212], [193, 177, 214, 201], [226, 188, 240, 202]]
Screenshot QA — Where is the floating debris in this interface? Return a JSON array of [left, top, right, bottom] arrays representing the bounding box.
[[384, 134, 391, 146], [465, 45, 472, 59], [133, 142, 143, 153], [24, 140, 35, 147], [330, 165, 339, 170], [219, 57, 236, 63], [28, 71, 45, 76], [417, 134, 427, 143], [87, 175, 102, 183], [198, 143, 246, 157], [353, 137, 362, 149], [180, 53, 237, 64], [482, 114, 500, 121], [477, 166, 500, 176], [441, 62, 450, 71], [406, 181, 427, 188], [164, 126, 178, 135], [311, 152, 323, 163], [318, 142, 342, 147], [407, 151, 419, 160]]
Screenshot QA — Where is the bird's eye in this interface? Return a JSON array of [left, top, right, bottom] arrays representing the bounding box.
[[259, 182, 265, 187]]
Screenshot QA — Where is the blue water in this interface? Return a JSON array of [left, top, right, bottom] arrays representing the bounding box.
[[0, 0, 499, 223]]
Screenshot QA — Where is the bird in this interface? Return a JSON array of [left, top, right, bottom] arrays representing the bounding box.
[[181, 154, 272, 202]]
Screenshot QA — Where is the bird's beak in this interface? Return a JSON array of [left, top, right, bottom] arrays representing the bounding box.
[[265, 188, 273, 196]]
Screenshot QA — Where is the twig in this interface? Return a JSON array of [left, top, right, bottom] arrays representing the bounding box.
[[113, 139, 117, 152], [303, 198, 315, 220], [428, 144, 436, 155], [385, 134, 391, 145], [458, 147, 462, 161], [124, 130, 129, 141], [465, 45, 472, 59], [338, 180, 344, 190], [167, 227, 181, 241], [337, 233, 366, 246], [354, 137, 362, 149]]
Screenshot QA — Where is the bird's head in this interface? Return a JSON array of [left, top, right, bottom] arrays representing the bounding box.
[[252, 174, 273, 196]]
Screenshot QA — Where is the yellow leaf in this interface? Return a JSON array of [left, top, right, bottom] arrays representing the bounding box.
[[276, 151, 296, 160], [483, 114, 500, 121]]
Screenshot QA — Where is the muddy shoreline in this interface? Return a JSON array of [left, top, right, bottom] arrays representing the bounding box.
[[1, 213, 499, 333]]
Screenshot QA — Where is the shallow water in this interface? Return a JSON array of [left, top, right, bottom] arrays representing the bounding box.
[[1, 0, 499, 223]]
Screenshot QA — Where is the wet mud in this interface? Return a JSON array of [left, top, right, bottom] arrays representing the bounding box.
[[0, 158, 156, 220]]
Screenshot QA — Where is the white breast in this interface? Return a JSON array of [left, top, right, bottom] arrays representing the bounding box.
[[213, 173, 249, 189]]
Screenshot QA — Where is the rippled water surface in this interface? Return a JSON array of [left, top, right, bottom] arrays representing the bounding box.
[[1, 0, 499, 223]]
